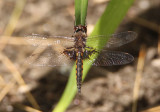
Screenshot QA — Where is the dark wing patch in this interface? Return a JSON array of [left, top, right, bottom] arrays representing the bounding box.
[[85, 50, 134, 66]]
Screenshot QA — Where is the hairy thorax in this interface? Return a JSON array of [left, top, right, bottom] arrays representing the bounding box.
[[74, 31, 87, 52]]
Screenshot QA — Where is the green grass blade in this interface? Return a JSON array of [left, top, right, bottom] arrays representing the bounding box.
[[87, 0, 134, 50], [75, 0, 88, 25], [52, 0, 134, 112], [75, 0, 81, 25], [81, 0, 88, 25]]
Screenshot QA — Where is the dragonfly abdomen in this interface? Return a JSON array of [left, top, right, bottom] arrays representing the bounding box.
[[76, 52, 83, 93]]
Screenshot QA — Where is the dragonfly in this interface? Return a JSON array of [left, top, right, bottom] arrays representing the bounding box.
[[26, 25, 137, 93]]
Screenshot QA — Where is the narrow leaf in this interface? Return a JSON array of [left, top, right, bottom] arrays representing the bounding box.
[[75, 0, 88, 25]]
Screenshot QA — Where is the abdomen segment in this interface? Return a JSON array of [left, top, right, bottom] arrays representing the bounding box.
[[76, 52, 83, 93]]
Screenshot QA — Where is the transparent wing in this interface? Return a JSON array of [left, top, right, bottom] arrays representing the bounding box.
[[85, 50, 134, 66], [26, 34, 75, 48], [25, 46, 74, 67], [87, 31, 137, 48]]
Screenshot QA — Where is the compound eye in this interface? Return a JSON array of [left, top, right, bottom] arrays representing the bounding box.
[[75, 26, 79, 32], [76, 26, 79, 31], [82, 28, 85, 32], [74, 26, 78, 32], [82, 27, 87, 33]]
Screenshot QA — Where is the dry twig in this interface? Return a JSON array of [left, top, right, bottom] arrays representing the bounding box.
[[132, 45, 146, 112], [0, 53, 40, 109]]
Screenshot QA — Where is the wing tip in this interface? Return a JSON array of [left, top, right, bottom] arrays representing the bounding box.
[[127, 31, 138, 39], [124, 52, 135, 64]]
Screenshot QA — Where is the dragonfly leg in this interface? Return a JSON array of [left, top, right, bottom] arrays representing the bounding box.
[[83, 46, 98, 59], [63, 48, 76, 60]]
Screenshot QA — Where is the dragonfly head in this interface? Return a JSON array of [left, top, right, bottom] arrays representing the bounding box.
[[74, 25, 87, 34]]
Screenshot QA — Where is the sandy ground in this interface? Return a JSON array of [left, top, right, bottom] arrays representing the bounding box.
[[0, 0, 160, 112]]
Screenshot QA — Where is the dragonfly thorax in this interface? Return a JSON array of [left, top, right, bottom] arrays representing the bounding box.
[[74, 25, 87, 50], [74, 34, 86, 50]]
